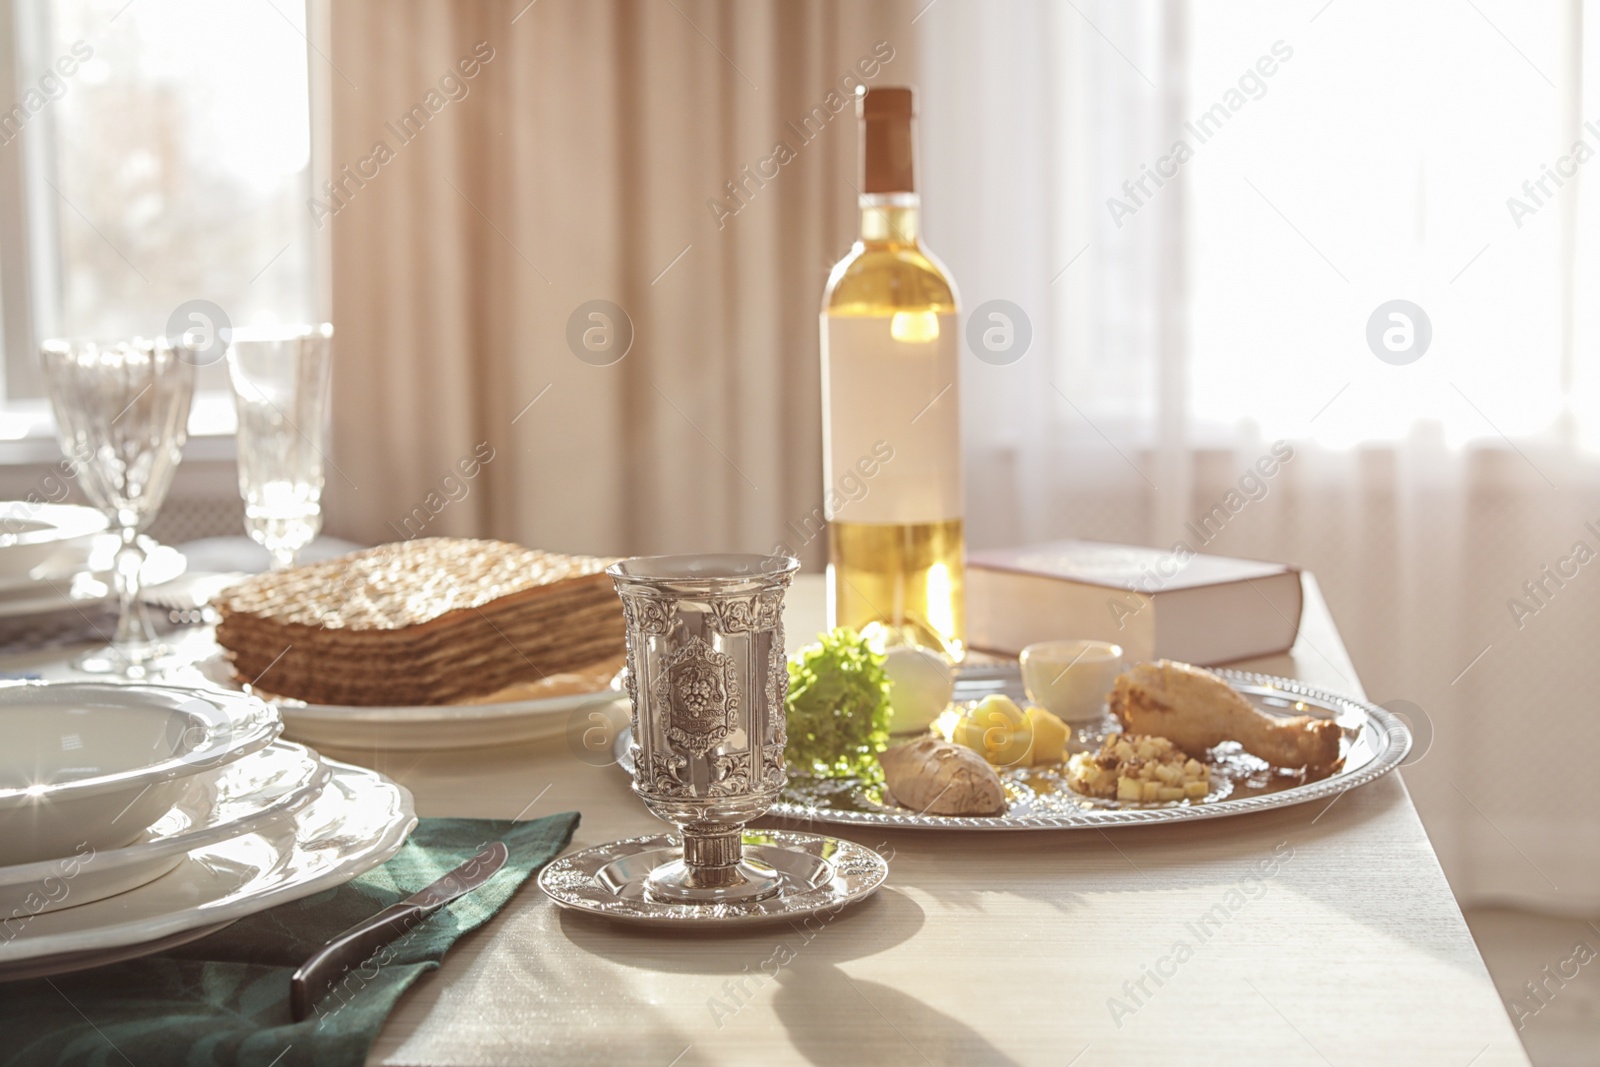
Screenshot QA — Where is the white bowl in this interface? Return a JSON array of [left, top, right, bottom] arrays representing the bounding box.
[[1019, 639, 1127, 723], [0, 740, 328, 916], [0, 683, 281, 865], [0, 504, 108, 584], [0, 759, 414, 975]]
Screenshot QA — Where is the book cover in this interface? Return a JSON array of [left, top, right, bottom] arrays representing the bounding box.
[[967, 539, 1303, 665]]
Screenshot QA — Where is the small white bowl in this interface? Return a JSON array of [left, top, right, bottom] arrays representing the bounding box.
[[1019, 640, 1127, 723], [0, 682, 281, 866], [0, 504, 107, 585]]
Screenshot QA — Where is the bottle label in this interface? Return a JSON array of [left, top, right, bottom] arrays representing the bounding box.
[[820, 311, 962, 524]]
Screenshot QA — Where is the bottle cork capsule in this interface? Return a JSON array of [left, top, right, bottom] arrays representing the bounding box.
[[860, 86, 915, 194]]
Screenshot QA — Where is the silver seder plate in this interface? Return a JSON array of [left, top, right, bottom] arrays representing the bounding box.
[[538, 829, 888, 927], [617, 666, 1412, 831]]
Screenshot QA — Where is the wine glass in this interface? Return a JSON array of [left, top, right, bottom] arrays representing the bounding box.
[[41, 336, 197, 675], [224, 324, 333, 570]]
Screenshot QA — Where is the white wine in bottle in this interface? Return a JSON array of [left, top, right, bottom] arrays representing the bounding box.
[[820, 86, 964, 658]]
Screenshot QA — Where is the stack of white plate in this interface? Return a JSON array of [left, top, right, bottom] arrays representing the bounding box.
[[0, 681, 416, 980], [0, 503, 186, 620]]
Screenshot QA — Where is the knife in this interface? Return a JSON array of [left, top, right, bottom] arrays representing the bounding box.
[[289, 840, 509, 1021]]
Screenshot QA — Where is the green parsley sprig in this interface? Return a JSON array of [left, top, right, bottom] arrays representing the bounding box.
[[784, 627, 892, 778]]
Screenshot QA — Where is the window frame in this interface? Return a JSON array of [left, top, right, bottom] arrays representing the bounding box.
[[0, 0, 328, 455], [0, 0, 54, 403]]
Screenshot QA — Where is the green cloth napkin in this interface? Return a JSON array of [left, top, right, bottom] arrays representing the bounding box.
[[0, 813, 579, 1067]]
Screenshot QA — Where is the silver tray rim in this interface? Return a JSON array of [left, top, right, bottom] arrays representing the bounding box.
[[617, 667, 1411, 831]]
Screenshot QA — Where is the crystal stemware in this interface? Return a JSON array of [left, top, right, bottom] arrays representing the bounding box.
[[224, 324, 333, 570], [41, 336, 196, 675]]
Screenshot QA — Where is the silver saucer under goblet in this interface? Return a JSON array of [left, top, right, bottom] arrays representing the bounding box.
[[538, 553, 888, 926]]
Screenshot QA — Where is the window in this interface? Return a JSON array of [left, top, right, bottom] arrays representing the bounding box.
[[1186, 0, 1572, 447], [0, 0, 316, 425]]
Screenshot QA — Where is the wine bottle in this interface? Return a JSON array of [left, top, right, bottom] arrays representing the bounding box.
[[820, 86, 965, 658]]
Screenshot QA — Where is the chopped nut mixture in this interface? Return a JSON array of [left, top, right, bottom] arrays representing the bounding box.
[[1066, 733, 1209, 803]]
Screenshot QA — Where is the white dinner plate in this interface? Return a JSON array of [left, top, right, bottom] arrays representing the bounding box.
[[0, 921, 233, 979], [0, 759, 415, 978], [182, 648, 626, 751], [0, 741, 330, 916], [0, 536, 186, 620]]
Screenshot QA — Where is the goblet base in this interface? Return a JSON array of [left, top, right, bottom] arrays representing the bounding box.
[[643, 856, 782, 905], [70, 641, 175, 679], [538, 829, 888, 928]]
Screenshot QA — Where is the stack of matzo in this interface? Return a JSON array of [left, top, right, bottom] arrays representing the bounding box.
[[213, 538, 625, 706]]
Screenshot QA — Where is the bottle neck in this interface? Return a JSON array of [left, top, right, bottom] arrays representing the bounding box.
[[859, 193, 920, 246]]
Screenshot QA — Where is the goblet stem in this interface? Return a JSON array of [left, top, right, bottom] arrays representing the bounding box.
[[680, 823, 748, 888], [110, 527, 156, 653]]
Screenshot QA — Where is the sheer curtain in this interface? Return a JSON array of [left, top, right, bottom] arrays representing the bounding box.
[[920, 0, 1600, 912], [321, 0, 916, 560]]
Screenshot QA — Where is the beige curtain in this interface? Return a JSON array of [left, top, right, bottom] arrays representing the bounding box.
[[322, 0, 916, 566]]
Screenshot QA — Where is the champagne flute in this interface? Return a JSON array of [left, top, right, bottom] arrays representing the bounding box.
[[225, 324, 333, 571], [42, 336, 196, 675]]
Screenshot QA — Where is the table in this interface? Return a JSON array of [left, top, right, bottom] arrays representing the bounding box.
[[324, 573, 1525, 1066]]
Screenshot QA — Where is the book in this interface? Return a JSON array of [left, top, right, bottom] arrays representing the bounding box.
[[966, 539, 1302, 666]]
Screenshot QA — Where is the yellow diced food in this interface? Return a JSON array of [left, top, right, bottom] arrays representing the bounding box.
[[1065, 732, 1210, 803]]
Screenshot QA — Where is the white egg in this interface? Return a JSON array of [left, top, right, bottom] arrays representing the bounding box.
[[883, 646, 955, 733]]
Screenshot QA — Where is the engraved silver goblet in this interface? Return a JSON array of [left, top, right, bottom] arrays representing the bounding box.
[[607, 553, 798, 905]]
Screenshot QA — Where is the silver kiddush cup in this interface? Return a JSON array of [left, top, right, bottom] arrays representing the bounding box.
[[607, 553, 799, 906]]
